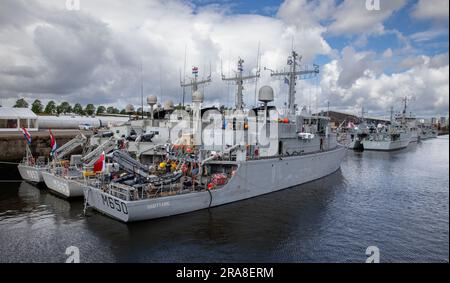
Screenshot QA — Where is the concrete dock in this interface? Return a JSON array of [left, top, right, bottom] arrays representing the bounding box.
[[0, 130, 93, 162]]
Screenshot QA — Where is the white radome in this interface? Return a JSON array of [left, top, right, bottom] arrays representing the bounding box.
[[147, 95, 157, 106], [125, 104, 135, 113], [192, 91, 204, 103], [164, 100, 174, 111], [258, 86, 274, 103]]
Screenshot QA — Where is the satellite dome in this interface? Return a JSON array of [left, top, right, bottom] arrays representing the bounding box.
[[192, 91, 204, 103], [163, 100, 174, 111], [125, 104, 135, 113], [147, 95, 157, 106], [258, 86, 274, 103]]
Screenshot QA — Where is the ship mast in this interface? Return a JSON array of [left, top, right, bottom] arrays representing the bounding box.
[[222, 58, 260, 110], [180, 66, 211, 103], [265, 51, 319, 115], [400, 96, 414, 124]]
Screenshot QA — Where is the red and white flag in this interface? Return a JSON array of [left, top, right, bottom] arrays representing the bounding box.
[[49, 130, 58, 156], [93, 151, 106, 173], [21, 127, 32, 145]]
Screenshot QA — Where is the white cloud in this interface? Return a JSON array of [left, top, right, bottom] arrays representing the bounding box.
[[327, 0, 406, 36], [412, 0, 449, 22], [320, 52, 449, 116], [382, 48, 393, 58], [277, 0, 335, 29], [0, 0, 332, 110], [410, 28, 448, 42], [0, 0, 447, 117]]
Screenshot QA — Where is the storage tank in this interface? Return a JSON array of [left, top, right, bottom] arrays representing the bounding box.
[[37, 115, 129, 129], [38, 116, 102, 129]]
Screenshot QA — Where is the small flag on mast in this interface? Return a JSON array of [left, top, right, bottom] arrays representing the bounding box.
[[93, 151, 106, 173], [192, 66, 198, 77], [49, 130, 58, 157], [21, 127, 32, 145]]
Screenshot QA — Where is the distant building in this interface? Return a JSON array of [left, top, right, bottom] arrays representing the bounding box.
[[0, 107, 38, 132], [431, 117, 437, 125]]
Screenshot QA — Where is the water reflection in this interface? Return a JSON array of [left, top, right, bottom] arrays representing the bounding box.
[[0, 137, 448, 262], [82, 170, 345, 262]]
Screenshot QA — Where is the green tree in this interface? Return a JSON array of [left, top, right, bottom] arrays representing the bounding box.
[[112, 108, 120, 114], [31, 99, 43, 114], [57, 101, 72, 114], [44, 101, 56, 114], [85, 104, 96, 115], [96, 105, 106, 115], [73, 103, 84, 115], [14, 98, 29, 108], [106, 106, 115, 114], [120, 109, 126, 115]]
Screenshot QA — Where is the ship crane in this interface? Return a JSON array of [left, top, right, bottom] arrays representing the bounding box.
[[53, 133, 87, 161], [264, 51, 319, 115], [82, 137, 116, 167], [222, 58, 260, 110], [110, 150, 151, 179]]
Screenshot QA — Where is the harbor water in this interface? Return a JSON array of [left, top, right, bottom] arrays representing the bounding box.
[[0, 137, 448, 262]]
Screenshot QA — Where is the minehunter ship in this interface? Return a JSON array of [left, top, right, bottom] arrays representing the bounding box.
[[16, 128, 47, 183], [17, 155, 47, 184], [82, 51, 347, 222], [418, 122, 438, 139], [42, 135, 116, 198], [394, 97, 419, 143]]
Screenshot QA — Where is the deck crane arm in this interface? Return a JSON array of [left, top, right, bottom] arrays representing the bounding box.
[[54, 133, 87, 161], [82, 137, 116, 167], [110, 150, 151, 179], [201, 144, 240, 165]]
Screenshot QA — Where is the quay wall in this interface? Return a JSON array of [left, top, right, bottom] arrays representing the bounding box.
[[0, 130, 91, 162]]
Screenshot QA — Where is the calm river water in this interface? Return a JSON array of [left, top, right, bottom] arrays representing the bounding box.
[[0, 136, 448, 262]]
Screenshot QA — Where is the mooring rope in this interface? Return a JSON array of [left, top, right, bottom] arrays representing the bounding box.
[[0, 161, 20, 165], [83, 187, 90, 216], [207, 188, 213, 208]]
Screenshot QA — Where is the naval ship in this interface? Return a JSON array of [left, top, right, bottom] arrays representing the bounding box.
[[17, 150, 47, 183], [394, 96, 419, 143], [81, 51, 347, 222], [17, 132, 90, 184], [41, 134, 116, 198], [418, 122, 438, 139]]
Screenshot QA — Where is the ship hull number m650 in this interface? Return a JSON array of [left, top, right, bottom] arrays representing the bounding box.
[[102, 195, 128, 215]]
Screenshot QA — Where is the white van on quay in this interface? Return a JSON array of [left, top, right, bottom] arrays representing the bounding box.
[[78, 123, 94, 131]]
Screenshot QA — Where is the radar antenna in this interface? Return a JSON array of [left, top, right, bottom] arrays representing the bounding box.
[[264, 51, 319, 115], [221, 57, 260, 110]]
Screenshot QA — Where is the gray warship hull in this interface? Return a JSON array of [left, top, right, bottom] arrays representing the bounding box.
[[17, 164, 46, 183], [362, 136, 410, 151], [42, 171, 85, 198], [84, 145, 346, 222]]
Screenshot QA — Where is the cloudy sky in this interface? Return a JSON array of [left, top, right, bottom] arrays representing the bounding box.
[[0, 0, 448, 117]]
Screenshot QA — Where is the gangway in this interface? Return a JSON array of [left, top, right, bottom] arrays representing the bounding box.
[[53, 133, 88, 161], [82, 137, 117, 166]]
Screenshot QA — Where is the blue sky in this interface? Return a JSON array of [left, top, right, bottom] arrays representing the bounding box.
[[193, 0, 448, 62]]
